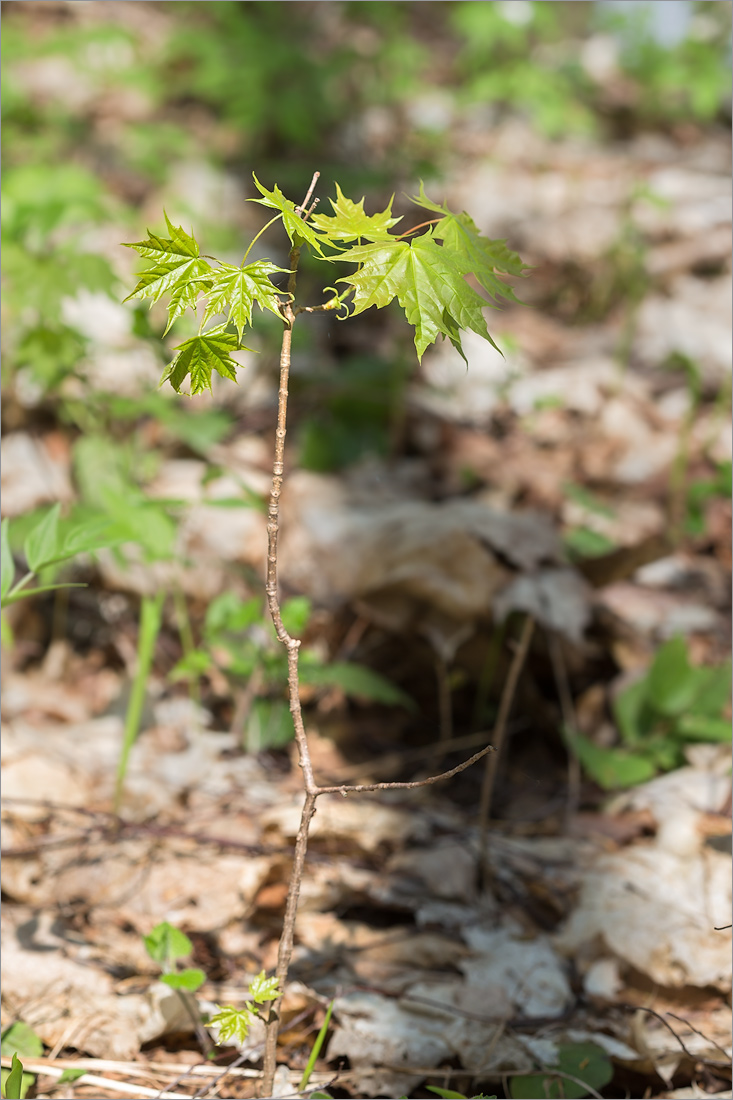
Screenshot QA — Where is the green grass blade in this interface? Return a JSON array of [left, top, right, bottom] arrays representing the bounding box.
[[115, 591, 164, 810], [299, 1001, 334, 1092]]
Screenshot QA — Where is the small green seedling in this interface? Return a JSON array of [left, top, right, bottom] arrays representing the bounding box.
[[1, 1023, 43, 1100], [1, 1055, 24, 1100], [208, 971, 281, 1045], [143, 921, 205, 992], [569, 635, 731, 790], [171, 591, 414, 752], [126, 171, 526, 1096], [1, 504, 118, 610]]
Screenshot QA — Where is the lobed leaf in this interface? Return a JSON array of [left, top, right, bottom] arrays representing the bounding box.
[[122, 214, 213, 333], [250, 175, 328, 255], [336, 230, 499, 361], [161, 324, 250, 396], [248, 970, 280, 1003], [311, 183, 402, 242], [209, 1004, 255, 1046], [199, 259, 287, 340]]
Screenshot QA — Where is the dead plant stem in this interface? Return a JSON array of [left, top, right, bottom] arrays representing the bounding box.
[[478, 614, 535, 885]]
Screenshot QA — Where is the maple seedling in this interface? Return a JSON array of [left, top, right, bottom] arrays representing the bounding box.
[[124, 171, 526, 1095]]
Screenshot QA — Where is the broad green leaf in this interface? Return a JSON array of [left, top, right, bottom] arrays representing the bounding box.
[[161, 324, 249, 396], [250, 175, 327, 255], [143, 922, 192, 966], [569, 732, 657, 790], [208, 1004, 254, 1046], [60, 515, 120, 560], [246, 699, 294, 752], [613, 677, 649, 745], [311, 184, 402, 241], [122, 214, 213, 332], [281, 595, 311, 638], [161, 968, 206, 992], [412, 182, 528, 296], [509, 1041, 612, 1100], [336, 230, 497, 360], [57, 1069, 87, 1085], [1, 520, 14, 601], [684, 661, 731, 718], [23, 504, 62, 573], [200, 260, 287, 340], [170, 649, 214, 682], [676, 714, 732, 743], [248, 970, 280, 1004], [1, 1023, 43, 1060], [205, 593, 263, 637], [300, 659, 415, 709], [646, 636, 702, 716]]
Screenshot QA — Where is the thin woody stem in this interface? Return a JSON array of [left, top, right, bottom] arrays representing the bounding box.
[[315, 742, 495, 797], [260, 182, 321, 1095]]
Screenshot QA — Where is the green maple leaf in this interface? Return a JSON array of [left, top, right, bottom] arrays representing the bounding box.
[[122, 214, 213, 333], [247, 970, 280, 1004], [310, 183, 402, 242], [208, 1004, 255, 1046], [200, 260, 288, 340], [412, 182, 529, 302], [249, 175, 327, 256], [336, 230, 498, 361], [161, 324, 251, 396]]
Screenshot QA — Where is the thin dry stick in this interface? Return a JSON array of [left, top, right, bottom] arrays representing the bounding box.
[[548, 632, 582, 829], [478, 614, 535, 884]]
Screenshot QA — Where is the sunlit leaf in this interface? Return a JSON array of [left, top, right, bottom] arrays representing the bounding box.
[[122, 214, 213, 332], [143, 922, 192, 966], [161, 968, 206, 992], [311, 184, 402, 241], [250, 175, 327, 255], [336, 230, 498, 360], [248, 970, 280, 1004], [209, 1004, 255, 1046], [161, 324, 250, 396], [200, 259, 287, 339]]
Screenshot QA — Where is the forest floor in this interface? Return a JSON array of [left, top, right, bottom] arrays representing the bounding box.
[[1, 4, 732, 1099]]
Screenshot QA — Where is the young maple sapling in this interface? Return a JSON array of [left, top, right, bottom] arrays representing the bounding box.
[[123, 171, 527, 1095]]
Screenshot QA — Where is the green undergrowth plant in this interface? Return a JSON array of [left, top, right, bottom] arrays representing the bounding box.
[[0, 504, 120, 642], [170, 591, 414, 751], [143, 921, 206, 993], [570, 635, 732, 790], [1, 1024, 42, 1100], [124, 169, 526, 1095]]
